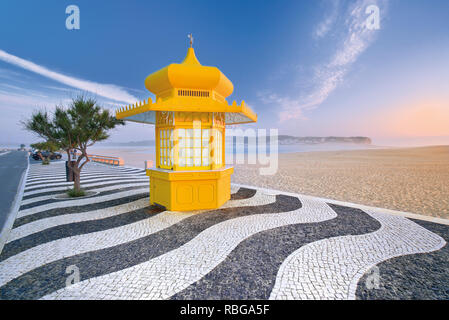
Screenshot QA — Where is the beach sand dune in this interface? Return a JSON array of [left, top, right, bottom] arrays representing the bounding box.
[[89, 146, 449, 219]]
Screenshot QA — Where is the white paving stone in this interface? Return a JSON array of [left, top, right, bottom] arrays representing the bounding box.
[[41, 196, 336, 300], [269, 211, 446, 300], [1, 192, 273, 287], [7, 198, 149, 243], [25, 170, 144, 183], [17, 188, 149, 218], [9, 188, 251, 243], [23, 177, 148, 197], [21, 182, 149, 205], [24, 175, 148, 192], [26, 169, 143, 179], [3, 162, 446, 300], [27, 164, 139, 175]]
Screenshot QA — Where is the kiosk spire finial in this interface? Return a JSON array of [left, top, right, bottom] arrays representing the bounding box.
[[187, 33, 194, 48]]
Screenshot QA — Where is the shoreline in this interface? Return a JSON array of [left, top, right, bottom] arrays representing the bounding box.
[[88, 145, 449, 219]]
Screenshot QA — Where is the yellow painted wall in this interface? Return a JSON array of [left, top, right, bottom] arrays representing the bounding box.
[[147, 167, 233, 211]]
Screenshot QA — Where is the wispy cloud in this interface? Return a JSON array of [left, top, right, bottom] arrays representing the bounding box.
[[0, 49, 138, 104], [0, 91, 68, 109], [261, 0, 388, 122], [313, 0, 340, 39]]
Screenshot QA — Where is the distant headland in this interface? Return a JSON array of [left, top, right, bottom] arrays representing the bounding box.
[[99, 136, 372, 147], [278, 136, 372, 145]]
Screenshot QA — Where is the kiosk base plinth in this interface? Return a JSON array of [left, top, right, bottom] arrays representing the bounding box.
[[146, 167, 233, 211]]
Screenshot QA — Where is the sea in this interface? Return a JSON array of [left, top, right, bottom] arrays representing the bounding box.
[[89, 142, 382, 155]]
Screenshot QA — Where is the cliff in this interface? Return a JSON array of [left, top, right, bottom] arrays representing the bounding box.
[[277, 136, 372, 145]]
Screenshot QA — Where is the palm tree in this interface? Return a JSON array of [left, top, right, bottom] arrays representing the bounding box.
[[23, 96, 125, 194]]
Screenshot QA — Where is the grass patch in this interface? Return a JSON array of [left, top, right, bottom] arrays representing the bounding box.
[[66, 188, 86, 197]]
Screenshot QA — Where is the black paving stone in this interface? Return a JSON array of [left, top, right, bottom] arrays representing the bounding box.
[[0, 193, 301, 300], [230, 187, 257, 200], [12, 192, 149, 228], [22, 179, 148, 200], [356, 219, 449, 300], [19, 185, 148, 210], [24, 173, 146, 188], [26, 168, 144, 179], [171, 203, 381, 300], [24, 175, 147, 193], [26, 168, 140, 177], [0, 206, 165, 262]]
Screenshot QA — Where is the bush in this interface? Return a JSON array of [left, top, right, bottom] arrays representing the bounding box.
[[42, 158, 50, 165], [66, 188, 86, 197]]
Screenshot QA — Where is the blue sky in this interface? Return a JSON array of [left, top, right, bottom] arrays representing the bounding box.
[[1, 0, 448, 146]]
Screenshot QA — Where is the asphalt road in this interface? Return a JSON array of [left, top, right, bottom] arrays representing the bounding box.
[[0, 151, 28, 233]]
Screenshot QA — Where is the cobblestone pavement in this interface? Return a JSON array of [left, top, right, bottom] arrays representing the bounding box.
[[0, 161, 447, 300]]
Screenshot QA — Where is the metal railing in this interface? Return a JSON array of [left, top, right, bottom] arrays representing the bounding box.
[[76, 154, 124, 166]]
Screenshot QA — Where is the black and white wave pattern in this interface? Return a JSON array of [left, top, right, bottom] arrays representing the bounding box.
[[0, 161, 447, 300]]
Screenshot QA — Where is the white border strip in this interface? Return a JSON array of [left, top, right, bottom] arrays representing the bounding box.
[[0, 153, 30, 254], [86, 162, 146, 172], [232, 183, 449, 226]]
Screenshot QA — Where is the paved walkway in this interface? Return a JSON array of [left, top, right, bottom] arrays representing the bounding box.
[[0, 151, 28, 234], [0, 161, 447, 300]]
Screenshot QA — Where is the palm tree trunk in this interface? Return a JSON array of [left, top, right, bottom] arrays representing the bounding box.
[[73, 168, 81, 191]]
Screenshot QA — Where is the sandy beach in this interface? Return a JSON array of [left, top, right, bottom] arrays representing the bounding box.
[[89, 145, 449, 219], [89, 147, 156, 168]]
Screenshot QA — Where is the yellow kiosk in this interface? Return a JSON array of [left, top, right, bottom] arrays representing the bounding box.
[[116, 36, 257, 211]]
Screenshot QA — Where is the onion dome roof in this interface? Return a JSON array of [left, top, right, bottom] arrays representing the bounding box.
[[145, 48, 234, 98]]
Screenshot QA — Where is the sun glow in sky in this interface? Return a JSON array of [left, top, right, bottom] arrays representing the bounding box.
[[381, 100, 449, 137], [0, 0, 448, 146]]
